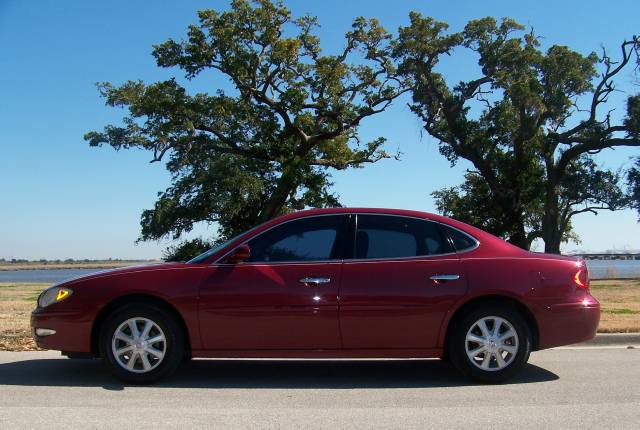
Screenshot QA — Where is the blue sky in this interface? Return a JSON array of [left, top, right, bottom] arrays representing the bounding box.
[[1, 0, 639, 259]]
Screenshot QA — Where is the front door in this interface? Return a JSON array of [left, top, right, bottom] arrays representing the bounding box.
[[339, 214, 468, 349], [198, 215, 348, 350]]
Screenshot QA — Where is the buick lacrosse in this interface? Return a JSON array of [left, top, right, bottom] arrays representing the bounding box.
[[32, 208, 599, 383]]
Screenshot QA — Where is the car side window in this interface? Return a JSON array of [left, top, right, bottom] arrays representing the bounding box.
[[441, 224, 478, 252], [247, 215, 345, 262], [355, 215, 449, 259]]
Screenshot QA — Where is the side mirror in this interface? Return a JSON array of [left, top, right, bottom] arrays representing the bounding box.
[[223, 244, 250, 264]]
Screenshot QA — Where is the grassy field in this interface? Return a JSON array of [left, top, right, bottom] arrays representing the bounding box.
[[0, 283, 45, 351], [1, 280, 638, 351], [590, 279, 640, 333]]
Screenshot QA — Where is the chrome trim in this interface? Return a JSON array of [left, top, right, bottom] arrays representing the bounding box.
[[299, 277, 331, 285], [342, 254, 459, 263], [429, 274, 460, 281]]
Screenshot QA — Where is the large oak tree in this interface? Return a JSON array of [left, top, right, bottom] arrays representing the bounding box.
[[85, 0, 405, 259], [394, 15, 639, 252]]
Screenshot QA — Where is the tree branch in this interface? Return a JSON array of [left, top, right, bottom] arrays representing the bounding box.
[[555, 39, 638, 141], [557, 136, 640, 173], [311, 151, 397, 169]]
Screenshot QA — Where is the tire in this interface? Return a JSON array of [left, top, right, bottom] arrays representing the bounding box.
[[99, 304, 184, 384], [447, 305, 531, 383]]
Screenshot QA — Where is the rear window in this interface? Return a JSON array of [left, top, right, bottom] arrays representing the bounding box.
[[441, 225, 478, 252], [355, 215, 450, 259]]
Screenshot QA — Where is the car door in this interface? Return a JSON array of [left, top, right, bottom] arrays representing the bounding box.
[[198, 214, 349, 350], [339, 214, 468, 350]]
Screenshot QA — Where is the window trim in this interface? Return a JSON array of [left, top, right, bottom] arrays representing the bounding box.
[[214, 213, 350, 265]]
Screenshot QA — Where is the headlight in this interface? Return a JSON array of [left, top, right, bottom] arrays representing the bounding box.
[[38, 287, 73, 308]]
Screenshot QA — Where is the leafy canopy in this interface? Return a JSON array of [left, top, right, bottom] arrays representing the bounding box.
[[394, 15, 639, 252], [85, 0, 405, 257]]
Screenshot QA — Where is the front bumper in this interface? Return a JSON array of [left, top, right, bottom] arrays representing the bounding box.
[[536, 294, 600, 350], [31, 308, 93, 353]]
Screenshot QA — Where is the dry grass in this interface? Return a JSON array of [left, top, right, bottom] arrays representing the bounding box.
[[0, 280, 638, 351], [590, 279, 640, 333], [0, 283, 47, 351]]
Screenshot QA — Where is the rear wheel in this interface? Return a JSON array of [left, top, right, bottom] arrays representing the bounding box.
[[448, 305, 531, 383], [99, 304, 184, 384]]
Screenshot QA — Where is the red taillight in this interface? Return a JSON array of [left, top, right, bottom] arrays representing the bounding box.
[[573, 267, 589, 289]]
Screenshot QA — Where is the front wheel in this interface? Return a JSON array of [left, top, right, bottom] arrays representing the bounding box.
[[99, 304, 184, 384], [447, 306, 531, 383]]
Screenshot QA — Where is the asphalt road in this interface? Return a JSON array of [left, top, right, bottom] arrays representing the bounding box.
[[0, 347, 638, 429]]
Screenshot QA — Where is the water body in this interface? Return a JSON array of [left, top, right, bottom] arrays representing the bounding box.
[[0, 259, 638, 283], [584, 259, 640, 279], [0, 268, 110, 283]]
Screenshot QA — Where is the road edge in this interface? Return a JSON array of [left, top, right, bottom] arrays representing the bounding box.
[[576, 332, 640, 346]]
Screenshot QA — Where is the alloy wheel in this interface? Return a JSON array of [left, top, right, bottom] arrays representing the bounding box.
[[464, 316, 519, 372], [111, 317, 167, 374]]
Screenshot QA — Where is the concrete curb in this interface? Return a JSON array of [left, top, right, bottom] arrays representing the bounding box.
[[576, 333, 640, 346]]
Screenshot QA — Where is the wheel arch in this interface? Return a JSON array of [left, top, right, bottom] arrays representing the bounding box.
[[90, 293, 192, 357], [441, 294, 540, 352]]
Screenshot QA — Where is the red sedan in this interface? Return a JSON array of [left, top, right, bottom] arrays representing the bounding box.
[[32, 208, 599, 383]]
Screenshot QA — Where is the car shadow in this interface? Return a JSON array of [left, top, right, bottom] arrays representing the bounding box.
[[0, 357, 558, 390]]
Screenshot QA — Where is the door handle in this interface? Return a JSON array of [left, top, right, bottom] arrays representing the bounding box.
[[429, 274, 460, 283], [299, 277, 331, 286]]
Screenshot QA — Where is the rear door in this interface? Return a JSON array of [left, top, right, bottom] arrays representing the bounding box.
[[339, 214, 468, 349]]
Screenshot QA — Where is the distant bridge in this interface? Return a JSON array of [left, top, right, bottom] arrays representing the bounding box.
[[569, 253, 640, 260]]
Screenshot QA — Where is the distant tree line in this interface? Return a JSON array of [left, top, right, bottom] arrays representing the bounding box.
[[85, 0, 640, 261], [0, 258, 147, 264]]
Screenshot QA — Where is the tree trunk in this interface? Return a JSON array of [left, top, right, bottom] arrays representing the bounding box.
[[542, 178, 562, 254], [506, 216, 529, 250], [258, 162, 299, 223]]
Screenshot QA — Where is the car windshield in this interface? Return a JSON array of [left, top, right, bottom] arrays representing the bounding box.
[[187, 223, 264, 264]]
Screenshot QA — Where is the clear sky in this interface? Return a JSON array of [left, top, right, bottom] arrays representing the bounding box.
[[1, 0, 639, 260]]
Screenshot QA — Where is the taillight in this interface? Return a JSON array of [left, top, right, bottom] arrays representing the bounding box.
[[573, 265, 589, 290]]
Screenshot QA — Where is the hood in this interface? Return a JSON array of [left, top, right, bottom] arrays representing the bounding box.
[[59, 262, 187, 286]]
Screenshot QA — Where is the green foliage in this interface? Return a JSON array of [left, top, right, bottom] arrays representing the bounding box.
[[394, 15, 639, 252], [628, 157, 640, 220], [86, 0, 405, 246], [625, 95, 640, 138], [432, 171, 543, 249], [163, 238, 216, 262]]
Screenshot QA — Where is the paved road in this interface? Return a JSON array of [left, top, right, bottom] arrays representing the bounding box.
[[0, 347, 638, 429]]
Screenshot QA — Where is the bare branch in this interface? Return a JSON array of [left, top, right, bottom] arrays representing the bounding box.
[[311, 151, 398, 169]]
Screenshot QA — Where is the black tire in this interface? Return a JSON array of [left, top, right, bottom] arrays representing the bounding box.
[[447, 305, 531, 383], [99, 304, 184, 384]]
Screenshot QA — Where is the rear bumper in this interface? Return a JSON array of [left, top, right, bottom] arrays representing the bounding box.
[[31, 309, 93, 353], [536, 294, 600, 350]]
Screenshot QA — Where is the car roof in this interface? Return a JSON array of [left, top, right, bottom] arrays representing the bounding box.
[[273, 207, 519, 252], [278, 207, 442, 220]]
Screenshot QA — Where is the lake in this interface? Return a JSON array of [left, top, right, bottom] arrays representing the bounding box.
[[0, 259, 638, 283], [0, 268, 111, 283], [582, 259, 640, 279]]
